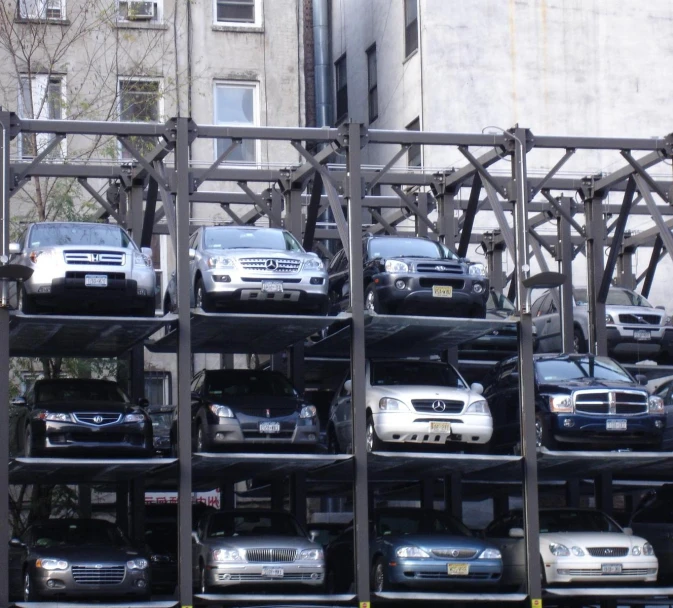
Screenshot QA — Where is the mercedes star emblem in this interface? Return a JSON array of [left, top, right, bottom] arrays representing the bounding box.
[[432, 400, 446, 412], [265, 259, 278, 270]]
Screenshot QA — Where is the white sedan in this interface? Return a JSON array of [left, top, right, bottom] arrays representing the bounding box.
[[327, 358, 492, 452], [485, 508, 658, 587]]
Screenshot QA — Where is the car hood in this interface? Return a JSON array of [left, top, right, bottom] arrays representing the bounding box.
[[205, 535, 315, 550], [36, 401, 140, 414], [381, 533, 497, 554], [537, 379, 645, 394], [203, 248, 315, 261], [207, 395, 303, 411], [368, 385, 477, 403], [386, 256, 467, 268], [32, 545, 146, 562], [539, 531, 643, 550]]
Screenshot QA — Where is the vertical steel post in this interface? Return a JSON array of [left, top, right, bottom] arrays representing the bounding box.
[[585, 193, 607, 355], [78, 485, 92, 518], [346, 122, 370, 605], [512, 127, 542, 602], [290, 473, 307, 529], [175, 117, 193, 606], [443, 474, 462, 519], [557, 198, 575, 353], [618, 241, 635, 290], [435, 186, 457, 250], [416, 191, 429, 238]]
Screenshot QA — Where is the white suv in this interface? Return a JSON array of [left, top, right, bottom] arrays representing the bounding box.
[[327, 359, 492, 453]]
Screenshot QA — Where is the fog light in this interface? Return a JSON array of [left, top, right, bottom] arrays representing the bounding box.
[[395, 280, 405, 290], [473, 283, 484, 294], [137, 288, 147, 296], [213, 275, 231, 283], [135, 579, 147, 588], [656, 420, 664, 428], [563, 419, 575, 428], [311, 573, 320, 579], [308, 434, 316, 441], [47, 580, 56, 588], [310, 277, 324, 285], [38, 286, 51, 293]]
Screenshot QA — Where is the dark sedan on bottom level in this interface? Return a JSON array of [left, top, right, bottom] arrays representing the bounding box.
[[11, 519, 151, 602], [325, 508, 502, 592]]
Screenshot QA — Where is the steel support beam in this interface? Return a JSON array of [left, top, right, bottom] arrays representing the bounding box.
[[457, 174, 482, 258], [640, 236, 663, 298], [556, 199, 575, 353], [634, 173, 673, 267], [585, 194, 607, 356], [420, 479, 434, 510], [443, 474, 462, 520]]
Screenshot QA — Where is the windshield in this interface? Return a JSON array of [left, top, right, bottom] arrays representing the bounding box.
[[574, 288, 652, 308], [370, 361, 466, 388], [149, 412, 173, 433], [203, 227, 303, 252], [539, 510, 622, 534], [487, 291, 516, 312], [35, 380, 130, 404], [30, 521, 129, 548], [368, 237, 453, 260], [207, 513, 304, 538], [535, 357, 632, 383], [145, 522, 178, 553], [28, 224, 133, 249], [205, 371, 298, 398], [376, 510, 471, 537]]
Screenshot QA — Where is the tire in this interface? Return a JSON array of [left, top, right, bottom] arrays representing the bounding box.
[[535, 413, 558, 451], [195, 424, 210, 453], [23, 426, 39, 458], [19, 285, 36, 315], [364, 284, 381, 314], [573, 327, 587, 353], [142, 298, 156, 318], [372, 556, 394, 592], [195, 279, 214, 312], [199, 564, 212, 594], [327, 426, 340, 454], [24, 571, 38, 602], [366, 415, 383, 453]]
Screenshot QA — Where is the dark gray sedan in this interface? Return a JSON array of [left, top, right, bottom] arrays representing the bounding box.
[[12, 519, 151, 601]]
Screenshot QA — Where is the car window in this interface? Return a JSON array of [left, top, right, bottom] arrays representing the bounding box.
[[35, 380, 129, 403], [189, 230, 200, 249], [329, 250, 345, 272], [496, 361, 519, 388], [535, 356, 633, 383], [376, 511, 471, 537], [202, 227, 305, 252], [606, 288, 653, 308], [191, 372, 204, 395], [338, 374, 351, 399], [28, 224, 134, 249], [205, 370, 298, 398], [631, 501, 673, 524], [653, 381, 672, 400], [370, 361, 466, 388], [207, 513, 304, 538], [539, 510, 622, 533], [367, 237, 445, 260], [486, 516, 515, 538], [531, 292, 548, 317]]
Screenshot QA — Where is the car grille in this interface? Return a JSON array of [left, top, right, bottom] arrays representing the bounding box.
[[410, 571, 496, 580], [238, 258, 301, 273], [416, 263, 464, 274], [418, 278, 465, 289], [245, 548, 297, 562], [66, 271, 126, 280], [586, 547, 629, 557], [573, 391, 648, 416], [238, 408, 297, 418], [64, 251, 125, 265], [431, 548, 478, 559], [557, 568, 655, 576], [73, 413, 123, 426], [412, 400, 464, 414], [618, 314, 661, 326], [72, 565, 125, 585], [241, 277, 302, 283]]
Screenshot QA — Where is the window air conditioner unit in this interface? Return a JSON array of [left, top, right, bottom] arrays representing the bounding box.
[[126, 0, 154, 20]]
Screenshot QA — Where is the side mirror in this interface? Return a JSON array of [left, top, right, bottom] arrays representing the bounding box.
[[137, 397, 150, 408], [656, 306, 666, 310], [635, 374, 648, 386], [188, 248, 196, 260], [141, 246, 153, 259], [191, 531, 199, 543], [9, 538, 23, 548], [622, 527, 633, 536], [509, 527, 525, 538], [308, 530, 319, 543], [11, 397, 27, 407], [470, 382, 484, 395], [343, 380, 352, 395], [8, 243, 20, 254]]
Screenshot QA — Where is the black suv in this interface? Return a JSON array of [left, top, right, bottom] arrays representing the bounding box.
[[482, 353, 666, 452], [170, 369, 320, 452], [327, 235, 488, 318]]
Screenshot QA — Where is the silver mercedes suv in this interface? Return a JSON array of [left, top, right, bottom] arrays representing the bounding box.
[[164, 226, 329, 314], [8, 222, 156, 316]]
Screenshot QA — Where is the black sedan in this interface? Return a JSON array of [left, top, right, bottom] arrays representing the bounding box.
[[327, 234, 489, 318], [11, 518, 151, 602], [482, 353, 666, 452], [13, 378, 153, 457]]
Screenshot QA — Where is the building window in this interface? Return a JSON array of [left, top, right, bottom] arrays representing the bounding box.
[[404, 0, 418, 58], [214, 81, 258, 162], [144, 371, 171, 405], [18, 0, 63, 20], [215, 0, 255, 24], [118, 78, 162, 159], [367, 44, 378, 124], [18, 75, 65, 159], [117, 0, 162, 22], [335, 54, 348, 123], [406, 117, 421, 167]]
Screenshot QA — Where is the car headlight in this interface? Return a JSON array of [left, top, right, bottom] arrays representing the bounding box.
[[571, 546, 585, 556], [606, 314, 614, 324], [299, 548, 324, 560], [549, 543, 570, 556], [479, 548, 501, 559], [465, 400, 490, 415], [665, 316, 672, 326], [209, 404, 235, 418], [632, 546, 641, 556], [300, 405, 317, 419], [124, 413, 145, 423], [396, 546, 430, 558], [303, 259, 324, 271], [43, 412, 73, 422], [207, 256, 235, 269], [549, 394, 573, 413], [385, 260, 409, 273], [213, 549, 244, 562], [133, 252, 152, 268], [379, 397, 407, 411], [127, 558, 149, 570], [643, 542, 655, 556], [29, 249, 59, 264], [36, 558, 68, 570], [468, 263, 486, 276], [648, 395, 664, 413]]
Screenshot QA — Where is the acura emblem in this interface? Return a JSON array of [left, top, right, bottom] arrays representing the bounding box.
[[432, 400, 446, 412], [93, 415, 104, 424], [265, 259, 278, 270]]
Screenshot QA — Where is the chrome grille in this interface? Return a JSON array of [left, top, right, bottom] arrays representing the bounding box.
[[618, 314, 661, 326], [412, 400, 464, 414], [64, 251, 125, 265], [245, 548, 297, 562], [74, 412, 123, 426], [239, 258, 301, 273], [557, 568, 655, 576], [72, 565, 125, 585], [431, 548, 478, 559], [416, 263, 464, 274], [573, 390, 648, 416], [221, 573, 322, 581], [586, 547, 629, 557]]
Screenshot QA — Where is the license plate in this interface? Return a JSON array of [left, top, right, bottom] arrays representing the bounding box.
[[259, 422, 280, 433], [432, 285, 453, 298], [430, 422, 451, 433], [601, 563, 622, 574], [634, 330, 650, 341], [261, 567, 284, 577], [261, 281, 283, 293], [85, 275, 108, 287], [606, 419, 627, 431], [448, 563, 469, 576]]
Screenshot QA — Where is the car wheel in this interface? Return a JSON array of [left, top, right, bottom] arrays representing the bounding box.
[[573, 327, 587, 353], [195, 279, 213, 312], [19, 285, 36, 315], [535, 413, 558, 451], [364, 285, 381, 314], [200, 564, 212, 594], [24, 571, 38, 601], [372, 557, 393, 592], [196, 424, 210, 453], [327, 426, 340, 454], [366, 415, 383, 453], [23, 426, 38, 458]]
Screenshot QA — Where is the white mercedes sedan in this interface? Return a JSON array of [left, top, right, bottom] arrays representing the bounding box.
[[485, 508, 658, 587], [326, 358, 492, 453]]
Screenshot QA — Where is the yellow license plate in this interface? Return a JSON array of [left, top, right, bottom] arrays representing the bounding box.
[[432, 285, 453, 298], [430, 422, 451, 433], [448, 563, 469, 575]]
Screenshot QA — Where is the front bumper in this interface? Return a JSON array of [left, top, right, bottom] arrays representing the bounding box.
[[206, 562, 324, 588], [31, 565, 150, 598], [388, 558, 502, 587], [205, 417, 320, 446], [150, 559, 178, 593], [546, 557, 658, 584], [35, 421, 152, 456], [549, 413, 665, 448], [372, 412, 493, 445], [607, 326, 673, 356]]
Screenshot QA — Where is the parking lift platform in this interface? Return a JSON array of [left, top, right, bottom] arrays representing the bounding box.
[[146, 311, 338, 354], [12, 602, 178, 608], [8, 311, 174, 358], [196, 593, 356, 605]]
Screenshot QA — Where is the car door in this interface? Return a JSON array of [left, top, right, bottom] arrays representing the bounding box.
[[485, 361, 521, 452], [485, 513, 526, 587], [654, 380, 673, 451], [192, 515, 208, 583], [190, 371, 206, 437]]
